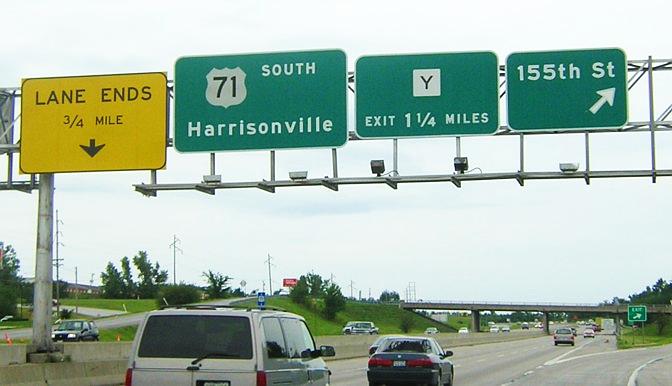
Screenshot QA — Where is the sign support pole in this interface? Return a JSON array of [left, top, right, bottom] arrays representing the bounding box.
[[393, 139, 398, 176], [32, 173, 55, 354], [648, 56, 657, 183]]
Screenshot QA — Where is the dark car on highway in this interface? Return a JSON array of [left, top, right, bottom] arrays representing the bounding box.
[[51, 319, 99, 342], [367, 336, 454, 386]]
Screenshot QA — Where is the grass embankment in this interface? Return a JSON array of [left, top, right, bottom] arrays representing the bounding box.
[[617, 323, 672, 349], [236, 297, 455, 336], [59, 299, 157, 313]]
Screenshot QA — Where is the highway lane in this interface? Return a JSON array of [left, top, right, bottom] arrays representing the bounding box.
[[327, 331, 627, 385]]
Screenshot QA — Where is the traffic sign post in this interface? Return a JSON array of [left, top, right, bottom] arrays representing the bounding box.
[[355, 52, 499, 138], [628, 305, 647, 322], [20, 73, 168, 173], [506, 48, 628, 131], [174, 50, 347, 152], [257, 292, 266, 310]]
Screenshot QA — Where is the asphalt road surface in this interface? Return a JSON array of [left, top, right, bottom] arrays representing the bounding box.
[[328, 333, 672, 385]]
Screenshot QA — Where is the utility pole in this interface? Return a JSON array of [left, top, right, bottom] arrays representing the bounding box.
[[350, 280, 355, 299], [264, 254, 274, 295], [74, 267, 78, 314], [54, 210, 64, 317], [169, 235, 182, 285]]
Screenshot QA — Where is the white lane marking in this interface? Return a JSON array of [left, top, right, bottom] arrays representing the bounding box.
[[626, 354, 672, 386], [476, 358, 486, 363], [536, 365, 543, 369], [523, 370, 534, 376], [497, 354, 505, 358], [544, 339, 596, 366], [550, 347, 648, 366], [454, 364, 462, 368]]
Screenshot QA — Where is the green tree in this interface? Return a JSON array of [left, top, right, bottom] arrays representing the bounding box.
[[379, 290, 400, 302], [306, 273, 326, 297], [400, 312, 415, 333], [0, 243, 21, 317], [100, 262, 124, 299], [203, 270, 232, 299], [322, 282, 346, 320], [133, 251, 168, 299], [289, 275, 310, 305], [120, 256, 136, 298]]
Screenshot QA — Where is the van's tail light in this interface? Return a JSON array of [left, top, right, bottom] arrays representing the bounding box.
[[368, 357, 393, 367], [124, 368, 132, 386], [256, 370, 267, 386], [407, 358, 434, 368]]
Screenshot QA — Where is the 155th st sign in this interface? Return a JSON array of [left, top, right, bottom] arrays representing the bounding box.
[[506, 48, 628, 131], [174, 50, 347, 152], [20, 73, 168, 173]]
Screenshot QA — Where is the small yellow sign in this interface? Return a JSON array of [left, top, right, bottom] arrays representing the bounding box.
[[20, 72, 167, 173]]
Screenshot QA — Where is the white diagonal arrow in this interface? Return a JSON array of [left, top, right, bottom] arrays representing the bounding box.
[[635, 313, 642, 319], [589, 88, 616, 114]]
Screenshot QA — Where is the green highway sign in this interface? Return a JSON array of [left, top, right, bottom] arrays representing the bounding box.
[[174, 50, 347, 152], [628, 305, 647, 322], [506, 48, 628, 131], [355, 52, 499, 138]]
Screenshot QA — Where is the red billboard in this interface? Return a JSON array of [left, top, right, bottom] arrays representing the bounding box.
[[283, 278, 298, 287]]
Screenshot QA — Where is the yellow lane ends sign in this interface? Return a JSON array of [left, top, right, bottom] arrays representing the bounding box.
[[20, 72, 167, 173]]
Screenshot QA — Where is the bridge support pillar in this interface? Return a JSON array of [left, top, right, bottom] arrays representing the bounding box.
[[471, 310, 481, 332], [615, 314, 622, 336], [542, 312, 550, 334]]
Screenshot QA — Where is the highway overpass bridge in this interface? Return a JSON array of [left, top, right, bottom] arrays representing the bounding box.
[[400, 301, 672, 333]]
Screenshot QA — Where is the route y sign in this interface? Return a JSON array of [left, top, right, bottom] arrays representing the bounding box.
[[356, 52, 499, 138], [628, 305, 647, 322], [20, 73, 168, 173], [174, 50, 347, 152], [506, 48, 627, 131]]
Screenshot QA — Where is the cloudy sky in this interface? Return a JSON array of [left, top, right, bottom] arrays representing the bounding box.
[[1, 0, 671, 304]]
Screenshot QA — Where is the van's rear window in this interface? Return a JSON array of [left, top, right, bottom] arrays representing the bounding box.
[[138, 315, 253, 359]]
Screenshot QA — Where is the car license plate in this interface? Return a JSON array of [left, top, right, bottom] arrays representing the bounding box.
[[393, 360, 406, 367], [199, 382, 230, 386]]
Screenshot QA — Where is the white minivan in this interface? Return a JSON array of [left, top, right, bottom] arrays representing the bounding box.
[[125, 307, 335, 386]]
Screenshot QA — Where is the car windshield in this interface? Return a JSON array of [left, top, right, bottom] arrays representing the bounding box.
[[138, 315, 253, 359], [557, 328, 572, 334], [355, 322, 372, 328], [57, 321, 83, 330]]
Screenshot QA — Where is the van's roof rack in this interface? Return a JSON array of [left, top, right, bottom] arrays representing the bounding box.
[[159, 303, 286, 312]]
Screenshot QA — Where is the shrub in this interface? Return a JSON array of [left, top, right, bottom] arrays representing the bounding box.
[[156, 284, 201, 307], [400, 312, 415, 333]]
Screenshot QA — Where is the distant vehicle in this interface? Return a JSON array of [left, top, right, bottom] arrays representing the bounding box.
[[501, 326, 511, 332], [570, 327, 577, 336], [458, 327, 469, 334], [424, 327, 439, 335], [367, 336, 454, 386], [489, 326, 500, 333], [583, 328, 595, 338], [591, 323, 602, 332], [126, 307, 335, 386], [521, 322, 529, 330], [342, 321, 379, 335], [51, 319, 99, 342], [534, 323, 543, 329], [553, 327, 575, 346], [368, 335, 405, 356], [0, 315, 13, 323]]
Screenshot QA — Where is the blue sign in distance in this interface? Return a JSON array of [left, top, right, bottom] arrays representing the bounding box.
[[257, 292, 266, 310]]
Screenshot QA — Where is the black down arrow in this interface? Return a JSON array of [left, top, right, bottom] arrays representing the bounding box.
[[80, 139, 105, 158]]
